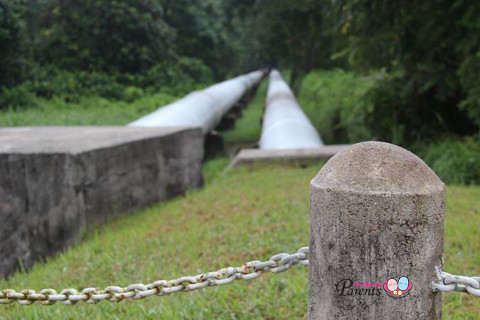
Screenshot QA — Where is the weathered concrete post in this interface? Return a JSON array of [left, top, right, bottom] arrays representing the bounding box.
[[308, 141, 445, 319]]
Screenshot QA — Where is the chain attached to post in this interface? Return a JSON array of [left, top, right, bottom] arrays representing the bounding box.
[[0, 247, 309, 306], [432, 270, 480, 297], [3, 244, 480, 307]]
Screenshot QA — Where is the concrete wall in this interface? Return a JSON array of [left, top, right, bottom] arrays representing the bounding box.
[[0, 126, 204, 278]]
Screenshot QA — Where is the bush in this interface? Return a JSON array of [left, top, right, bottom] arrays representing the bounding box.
[[0, 57, 214, 110], [130, 58, 213, 96], [299, 69, 480, 185], [19, 66, 125, 103], [0, 85, 38, 109], [416, 137, 480, 185], [122, 86, 144, 103], [298, 69, 375, 144]]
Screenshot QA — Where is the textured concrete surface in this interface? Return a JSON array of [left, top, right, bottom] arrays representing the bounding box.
[[309, 141, 445, 320], [0, 126, 204, 278], [229, 145, 349, 168]]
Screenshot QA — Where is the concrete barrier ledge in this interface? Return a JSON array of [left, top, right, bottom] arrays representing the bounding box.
[[229, 145, 349, 168], [0, 126, 204, 278]]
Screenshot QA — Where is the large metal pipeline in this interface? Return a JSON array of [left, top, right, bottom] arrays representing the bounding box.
[[259, 70, 323, 150], [128, 70, 264, 134]]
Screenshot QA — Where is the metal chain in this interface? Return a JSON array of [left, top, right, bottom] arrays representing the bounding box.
[[432, 269, 480, 297], [5, 244, 477, 306], [0, 247, 309, 306]]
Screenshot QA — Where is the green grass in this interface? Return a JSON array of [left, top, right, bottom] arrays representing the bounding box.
[[443, 185, 480, 318], [0, 160, 479, 319], [222, 81, 266, 149], [0, 93, 179, 126]]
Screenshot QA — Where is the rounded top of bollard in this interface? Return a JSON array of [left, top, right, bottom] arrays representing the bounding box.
[[311, 141, 445, 195]]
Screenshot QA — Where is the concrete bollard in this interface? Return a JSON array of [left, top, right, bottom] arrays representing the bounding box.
[[308, 141, 445, 319]]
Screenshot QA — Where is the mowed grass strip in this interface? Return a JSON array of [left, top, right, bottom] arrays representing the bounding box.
[[443, 185, 480, 319], [1, 161, 479, 319], [222, 81, 267, 149], [0, 93, 179, 127]]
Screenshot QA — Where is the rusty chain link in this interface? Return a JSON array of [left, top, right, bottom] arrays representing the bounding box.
[[0, 247, 309, 306], [432, 269, 480, 297]]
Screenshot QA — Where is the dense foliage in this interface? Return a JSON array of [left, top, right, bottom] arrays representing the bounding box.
[[0, 1, 27, 88], [37, 0, 175, 73], [331, 0, 480, 145], [299, 69, 374, 144], [299, 69, 480, 185], [0, 0, 225, 107], [225, 0, 342, 91], [416, 137, 480, 185], [226, 0, 480, 145]]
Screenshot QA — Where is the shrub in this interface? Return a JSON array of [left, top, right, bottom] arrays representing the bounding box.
[[0, 57, 213, 110], [122, 86, 144, 103], [299, 69, 480, 185], [0, 85, 38, 109], [130, 58, 213, 96], [298, 69, 375, 144], [19, 66, 125, 103], [416, 137, 480, 185]]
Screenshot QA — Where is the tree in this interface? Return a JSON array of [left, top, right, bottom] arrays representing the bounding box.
[[0, 0, 27, 88], [329, 0, 479, 143], [36, 0, 176, 73], [225, 0, 338, 91], [162, 0, 234, 79]]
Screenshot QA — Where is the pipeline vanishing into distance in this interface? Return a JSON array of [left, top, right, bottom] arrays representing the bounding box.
[[129, 70, 265, 134], [259, 70, 323, 150]]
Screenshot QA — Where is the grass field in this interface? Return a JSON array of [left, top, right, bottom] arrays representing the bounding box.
[[0, 93, 180, 127], [1, 82, 480, 319], [222, 82, 266, 150]]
